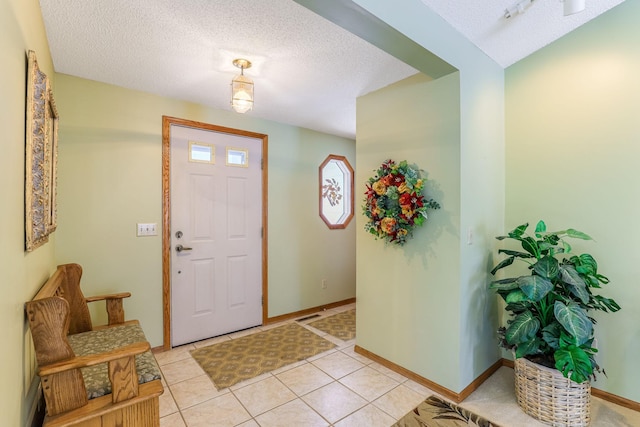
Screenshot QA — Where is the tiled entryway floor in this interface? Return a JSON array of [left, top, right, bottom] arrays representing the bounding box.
[[155, 304, 640, 427]]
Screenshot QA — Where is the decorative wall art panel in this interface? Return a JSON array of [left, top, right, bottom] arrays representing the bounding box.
[[25, 50, 59, 252]]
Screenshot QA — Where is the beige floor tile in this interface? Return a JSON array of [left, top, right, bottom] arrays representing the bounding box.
[[270, 359, 307, 376], [333, 403, 396, 427], [311, 350, 365, 379], [591, 399, 640, 426], [302, 381, 367, 424], [306, 347, 337, 362], [229, 371, 273, 391], [181, 393, 251, 427], [337, 338, 357, 349], [254, 399, 329, 427], [340, 345, 374, 365], [149, 311, 639, 427], [340, 366, 400, 401], [369, 361, 408, 383], [372, 384, 426, 419], [161, 357, 206, 385], [160, 412, 186, 427], [276, 362, 334, 396], [154, 344, 195, 366], [233, 376, 296, 417], [400, 378, 435, 397], [159, 390, 179, 417], [323, 333, 348, 347], [170, 374, 228, 410]]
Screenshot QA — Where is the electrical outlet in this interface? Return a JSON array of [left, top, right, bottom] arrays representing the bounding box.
[[321, 279, 327, 289], [137, 223, 158, 237]]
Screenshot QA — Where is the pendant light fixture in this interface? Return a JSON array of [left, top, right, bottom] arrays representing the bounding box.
[[231, 58, 254, 113]]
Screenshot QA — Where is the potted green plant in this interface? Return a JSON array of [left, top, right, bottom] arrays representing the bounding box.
[[490, 221, 620, 426]]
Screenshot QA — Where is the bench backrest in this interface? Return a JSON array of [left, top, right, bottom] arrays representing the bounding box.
[[32, 263, 93, 334], [25, 296, 89, 414]]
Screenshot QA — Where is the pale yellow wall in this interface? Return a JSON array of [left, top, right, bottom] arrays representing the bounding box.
[[353, 0, 505, 392], [505, 0, 640, 401], [54, 74, 356, 347], [356, 73, 462, 390], [0, 0, 57, 425]]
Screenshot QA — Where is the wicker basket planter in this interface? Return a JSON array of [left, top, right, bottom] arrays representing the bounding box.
[[514, 357, 591, 427]]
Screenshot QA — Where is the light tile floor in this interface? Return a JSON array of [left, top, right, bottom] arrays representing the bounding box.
[[155, 304, 640, 427]]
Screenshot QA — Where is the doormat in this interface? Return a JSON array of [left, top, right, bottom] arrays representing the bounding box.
[[307, 309, 356, 341], [190, 323, 335, 390], [392, 395, 502, 427]]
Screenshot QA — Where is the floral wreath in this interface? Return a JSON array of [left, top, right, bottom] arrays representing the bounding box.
[[363, 159, 440, 245]]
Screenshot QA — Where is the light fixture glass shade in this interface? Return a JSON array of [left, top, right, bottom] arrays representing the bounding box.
[[564, 0, 585, 16], [231, 74, 254, 113]]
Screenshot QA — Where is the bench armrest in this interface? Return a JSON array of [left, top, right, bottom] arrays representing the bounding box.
[[85, 292, 131, 302], [85, 292, 131, 325]]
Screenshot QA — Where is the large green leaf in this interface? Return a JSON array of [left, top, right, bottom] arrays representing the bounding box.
[[575, 254, 597, 275], [521, 237, 540, 258], [554, 345, 593, 383], [554, 301, 593, 345], [498, 249, 535, 259], [566, 229, 593, 241], [489, 278, 519, 291], [516, 276, 553, 302], [509, 223, 529, 239], [542, 323, 563, 350], [538, 242, 553, 252], [505, 311, 540, 345], [506, 289, 529, 304], [534, 220, 546, 237], [593, 295, 621, 312], [505, 301, 532, 313], [490, 256, 515, 275], [515, 338, 542, 358], [559, 265, 589, 304], [533, 256, 559, 280]]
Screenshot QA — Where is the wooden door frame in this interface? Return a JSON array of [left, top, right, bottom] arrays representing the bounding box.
[[161, 116, 269, 350]]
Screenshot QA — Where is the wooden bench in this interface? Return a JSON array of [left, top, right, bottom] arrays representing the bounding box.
[[25, 263, 163, 427]]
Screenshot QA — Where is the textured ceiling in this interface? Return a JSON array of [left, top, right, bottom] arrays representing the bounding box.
[[39, 0, 625, 139], [420, 0, 625, 67]]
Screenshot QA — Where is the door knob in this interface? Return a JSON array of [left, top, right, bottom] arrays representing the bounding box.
[[176, 244, 193, 253]]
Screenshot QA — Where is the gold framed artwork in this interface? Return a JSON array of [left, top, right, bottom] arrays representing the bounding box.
[[25, 50, 59, 252]]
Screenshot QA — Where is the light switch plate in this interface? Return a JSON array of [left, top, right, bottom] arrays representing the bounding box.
[[137, 223, 158, 237]]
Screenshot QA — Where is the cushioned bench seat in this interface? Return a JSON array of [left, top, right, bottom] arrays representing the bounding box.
[[67, 323, 162, 399]]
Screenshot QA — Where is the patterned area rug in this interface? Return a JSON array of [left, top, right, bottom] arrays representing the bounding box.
[[392, 396, 502, 427], [307, 309, 356, 340], [190, 323, 335, 389]]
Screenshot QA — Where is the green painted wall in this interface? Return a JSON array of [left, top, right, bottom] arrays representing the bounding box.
[[54, 74, 356, 347], [505, 0, 639, 402], [357, 73, 462, 390], [352, 0, 505, 393], [0, 0, 57, 425]]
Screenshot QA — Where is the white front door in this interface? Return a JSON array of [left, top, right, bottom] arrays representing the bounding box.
[[170, 124, 263, 346]]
